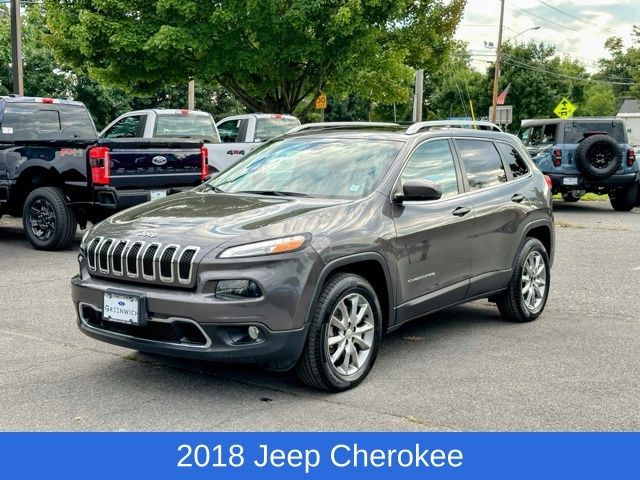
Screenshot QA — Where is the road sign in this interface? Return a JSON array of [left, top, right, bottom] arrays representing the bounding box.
[[554, 98, 576, 119], [488, 105, 513, 125], [315, 94, 327, 110]]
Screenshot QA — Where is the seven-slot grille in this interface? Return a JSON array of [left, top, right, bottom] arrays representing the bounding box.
[[86, 237, 199, 286]]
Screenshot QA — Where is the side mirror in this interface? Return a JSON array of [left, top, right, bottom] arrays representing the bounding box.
[[394, 179, 443, 203]]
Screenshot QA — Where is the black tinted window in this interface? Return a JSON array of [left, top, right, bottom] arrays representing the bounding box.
[[0, 102, 97, 141], [104, 115, 143, 138], [401, 140, 459, 197], [564, 122, 626, 144], [496, 142, 530, 178], [218, 120, 240, 142], [456, 139, 507, 190]]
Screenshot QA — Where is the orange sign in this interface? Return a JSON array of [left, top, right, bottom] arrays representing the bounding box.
[[315, 94, 327, 110]]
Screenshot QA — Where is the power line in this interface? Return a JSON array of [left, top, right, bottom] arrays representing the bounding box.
[[534, 0, 618, 35], [510, 6, 580, 33]]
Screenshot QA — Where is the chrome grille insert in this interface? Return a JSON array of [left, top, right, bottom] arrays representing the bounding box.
[[86, 238, 199, 286], [178, 247, 199, 285]]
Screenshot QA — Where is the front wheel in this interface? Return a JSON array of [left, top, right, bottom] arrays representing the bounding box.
[[22, 187, 77, 250], [609, 182, 639, 211], [496, 238, 550, 323], [296, 273, 382, 391]]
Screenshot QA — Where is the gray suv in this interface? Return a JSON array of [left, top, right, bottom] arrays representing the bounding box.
[[71, 125, 554, 391]]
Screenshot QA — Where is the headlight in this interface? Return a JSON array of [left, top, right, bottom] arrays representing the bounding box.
[[218, 235, 308, 259]]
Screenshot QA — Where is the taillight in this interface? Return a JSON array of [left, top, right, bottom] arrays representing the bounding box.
[[88, 146, 111, 185], [200, 145, 209, 182], [544, 175, 553, 189], [627, 148, 636, 167], [36, 97, 57, 104], [553, 149, 562, 167]]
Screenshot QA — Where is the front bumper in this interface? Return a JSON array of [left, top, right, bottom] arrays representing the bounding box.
[[547, 172, 638, 192]]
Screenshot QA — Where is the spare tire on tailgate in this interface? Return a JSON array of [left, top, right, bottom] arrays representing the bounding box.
[[575, 134, 621, 179]]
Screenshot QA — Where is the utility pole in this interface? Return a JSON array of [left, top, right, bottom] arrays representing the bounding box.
[[10, 0, 24, 96], [412, 69, 424, 123], [188, 79, 195, 110], [491, 0, 505, 124]]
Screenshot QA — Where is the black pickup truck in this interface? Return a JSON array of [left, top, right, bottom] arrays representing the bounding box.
[[0, 96, 208, 250]]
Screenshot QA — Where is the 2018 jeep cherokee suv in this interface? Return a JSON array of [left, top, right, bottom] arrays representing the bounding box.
[[71, 125, 555, 391]]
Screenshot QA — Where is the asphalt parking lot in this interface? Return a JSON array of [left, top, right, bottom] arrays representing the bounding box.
[[1, 201, 639, 431]]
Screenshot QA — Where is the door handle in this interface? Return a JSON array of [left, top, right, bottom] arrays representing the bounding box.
[[511, 194, 525, 203], [452, 206, 472, 217]]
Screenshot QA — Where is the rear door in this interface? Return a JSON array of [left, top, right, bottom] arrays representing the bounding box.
[[392, 138, 474, 320], [453, 138, 528, 294]]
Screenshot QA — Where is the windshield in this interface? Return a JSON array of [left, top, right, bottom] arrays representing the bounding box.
[[154, 114, 219, 142], [564, 122, 626, 144], [208, 137, 402, 199], [254, 117, 300, 141], [0, 103, 97, 142]]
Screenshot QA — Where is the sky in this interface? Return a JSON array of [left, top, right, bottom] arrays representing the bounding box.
[[455, 0, 639, 72]]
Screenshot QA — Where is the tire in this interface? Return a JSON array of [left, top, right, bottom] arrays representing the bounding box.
[[609, 182, 639, 212], [562, 192, 580, 202], [574, 134, 621, 180], [496, 238, 550, 323], [22, 187, 77, 250], [296, 273, 382, 392]]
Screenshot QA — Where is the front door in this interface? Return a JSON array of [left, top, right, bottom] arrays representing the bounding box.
[[392, 138, 474, 321]]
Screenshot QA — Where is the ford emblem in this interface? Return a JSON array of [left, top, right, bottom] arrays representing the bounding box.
[[118, 301, 125, 306], [152, 155, 168, 166]]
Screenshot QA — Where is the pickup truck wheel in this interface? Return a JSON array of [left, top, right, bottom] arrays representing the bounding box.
[[296, 273, 382, 392], [609, 182, 638, 212], [22, 187, 77, 250], [496, 238, 550, 323]]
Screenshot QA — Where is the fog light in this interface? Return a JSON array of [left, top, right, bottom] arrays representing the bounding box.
[[215, 280, 262, 299], [248, 326, 260, 340]]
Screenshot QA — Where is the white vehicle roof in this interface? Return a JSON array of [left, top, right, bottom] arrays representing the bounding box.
[[287, 122, 399, 134], [217, 113, 299, 124]]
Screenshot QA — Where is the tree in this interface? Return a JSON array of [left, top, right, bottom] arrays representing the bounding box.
[[595, 26, 640, 103], [44, 0, 466, 115], [580, 84, 617, 116]]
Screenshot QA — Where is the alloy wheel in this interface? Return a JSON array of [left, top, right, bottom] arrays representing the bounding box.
[[28, 198, 57, 242], [521, 251, 547, 313]]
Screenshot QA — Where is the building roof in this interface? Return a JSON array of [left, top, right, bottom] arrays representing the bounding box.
[[617, 99, 640, 116]]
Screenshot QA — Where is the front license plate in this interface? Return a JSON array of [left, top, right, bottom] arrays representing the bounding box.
[[563, 177, 579, 186], [103, 292, 142, 325], [149, 189, 167, 200]]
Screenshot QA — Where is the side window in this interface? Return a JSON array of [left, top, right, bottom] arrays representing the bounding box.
[[542, 124, 557, 144], [456, 139, 507, 191], [218, 120, 240, 143], [496, 142, 530, 178], [400, 139, 459, 198], [104, 115, 143, 138]]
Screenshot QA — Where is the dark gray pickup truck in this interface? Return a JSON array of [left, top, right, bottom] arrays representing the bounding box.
[[0, 96, 208, 250]]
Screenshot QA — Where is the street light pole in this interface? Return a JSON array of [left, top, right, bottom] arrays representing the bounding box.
[[491, 0, 505, 124], [10, 0, 24, 96]]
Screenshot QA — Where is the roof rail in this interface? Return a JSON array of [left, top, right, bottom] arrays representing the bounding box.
[[287, 121, 400, 134], [406, 120, 503, 134]]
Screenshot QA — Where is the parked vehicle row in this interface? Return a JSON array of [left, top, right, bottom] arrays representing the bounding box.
[[0, 97, 208, 250]]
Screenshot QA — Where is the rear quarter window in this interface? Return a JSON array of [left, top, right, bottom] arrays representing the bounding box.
[[496, 142, 530, 178]]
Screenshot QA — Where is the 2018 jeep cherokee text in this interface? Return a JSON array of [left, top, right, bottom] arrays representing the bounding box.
[[71, 125, 555, 391]]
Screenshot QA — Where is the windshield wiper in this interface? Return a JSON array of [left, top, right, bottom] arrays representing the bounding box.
[[201, 183, 225, 193], [236, 190, 311, 197]]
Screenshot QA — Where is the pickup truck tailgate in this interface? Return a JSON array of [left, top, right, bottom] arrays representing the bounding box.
[[100, 138, 204, 189]]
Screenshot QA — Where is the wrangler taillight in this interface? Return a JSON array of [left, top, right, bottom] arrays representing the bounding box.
[[200, 145, 209, 182], [553, 149, 562, 167], [627, 148, 636, 167], [89, 146, 111, 186]]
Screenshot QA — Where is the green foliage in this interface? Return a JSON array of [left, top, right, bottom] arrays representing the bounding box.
[[44, 0, 466, 115], [580, 84, 617, 116], [595, 27, 640, 102]]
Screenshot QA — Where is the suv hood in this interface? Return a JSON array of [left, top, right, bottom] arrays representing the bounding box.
[[89, 191, 341, 251]]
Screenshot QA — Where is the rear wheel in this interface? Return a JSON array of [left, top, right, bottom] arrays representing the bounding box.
[[296, 273, 382, 391], [496, 238, 550, 323], [22, 187, 77, 250], [609, 182, 638, 212]]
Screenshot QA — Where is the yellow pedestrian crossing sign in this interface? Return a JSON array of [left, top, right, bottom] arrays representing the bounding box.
[[554, 98, 576, 119]]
